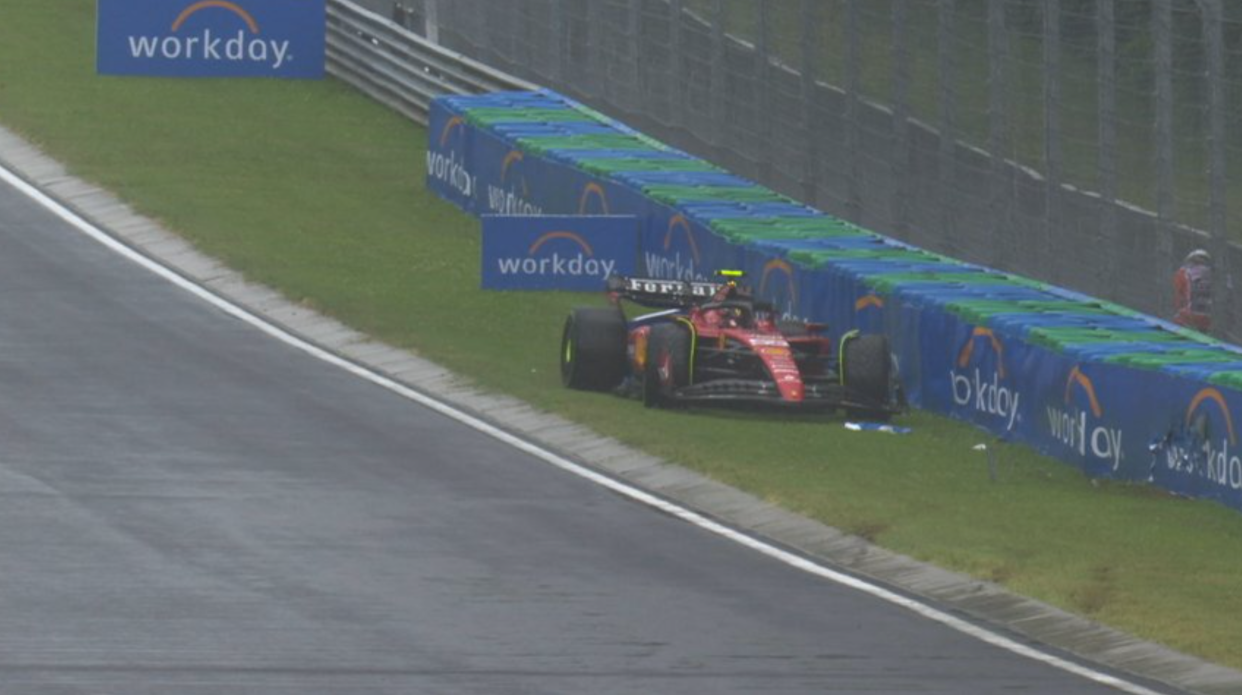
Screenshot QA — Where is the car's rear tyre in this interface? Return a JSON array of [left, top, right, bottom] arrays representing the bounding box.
[[842, 333, 893, 421], [561, 307, 627, 391], [642, 323, 691, 408]]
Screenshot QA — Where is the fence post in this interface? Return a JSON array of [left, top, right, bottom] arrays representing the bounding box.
[[1153, 0, 1175, 299], [1202, 0, 1231, 337], [585, 0, 603, 101], [800, 0, 820, 207], [938, 0, 958, 258], [988, 0, 1010, 271], [756, 0, 773, 185], [891, 0, 910, 239], [1043, 0, 1062, 285], [844, 0, 862, 222], [1097, 0, 1119, 297], [546, 0, 563, 84], [670, 0, 685, 127], [422, 0, 439, 43], [711, 0, 727, 148], [629, 0, 643, 111]]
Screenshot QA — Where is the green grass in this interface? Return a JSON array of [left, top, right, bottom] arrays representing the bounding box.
[[4, 1, 1242, 669]]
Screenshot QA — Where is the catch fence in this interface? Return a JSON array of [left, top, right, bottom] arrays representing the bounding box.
[[357, 0, 1242, 343]]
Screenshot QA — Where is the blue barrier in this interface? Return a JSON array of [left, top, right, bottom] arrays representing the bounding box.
[[426, 89, 1242, 512]]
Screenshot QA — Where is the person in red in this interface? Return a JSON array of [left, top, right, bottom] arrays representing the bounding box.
[[1173, 249, 1213, 333]]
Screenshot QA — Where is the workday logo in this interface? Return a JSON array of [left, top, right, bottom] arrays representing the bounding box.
[[1163, 387, 1242, 490], [759, 259, 798, 318], [855, 294, 885, 313], [950, 327, 1022, 431], [1184, 388, 1237, 446], [1045, 366, 1123, 470], [97, 0, 326, 79], [578, 183, 611, 215], [851, 293, 886, 334], [494, 231, 616, 281], [438, 116, 467, 148], [643, 214, 707, 281], [481, 215, 637, 291], [486, 150, 542, 216], [427, 116, 477, 201]]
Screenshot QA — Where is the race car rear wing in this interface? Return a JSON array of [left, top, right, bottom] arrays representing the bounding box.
[[606, 275, 724, 309]]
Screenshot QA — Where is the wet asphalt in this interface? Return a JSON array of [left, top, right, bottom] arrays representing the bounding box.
[[0, 178, 1181, 694]]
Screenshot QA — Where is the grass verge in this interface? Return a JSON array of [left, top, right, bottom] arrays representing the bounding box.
[[3, 1, 1242, 669]]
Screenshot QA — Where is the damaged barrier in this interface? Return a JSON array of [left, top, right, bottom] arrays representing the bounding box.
[[426, 89, 1242, 513]]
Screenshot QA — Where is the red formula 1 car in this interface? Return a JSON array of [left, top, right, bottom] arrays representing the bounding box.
[[559, 272, 902, 420]]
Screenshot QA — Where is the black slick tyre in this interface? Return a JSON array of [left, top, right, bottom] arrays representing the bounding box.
[[561, 307, 627, 391], [842, 333, 893, 421], [642, 323, 691, 408]]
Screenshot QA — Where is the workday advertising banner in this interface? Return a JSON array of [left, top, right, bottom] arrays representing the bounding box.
[[427, 99, 650, 222], [481, 215, 638, 291], [97, 0, 326, 78], [426, 101, 480, 212], [912, 310, 1242, 509]]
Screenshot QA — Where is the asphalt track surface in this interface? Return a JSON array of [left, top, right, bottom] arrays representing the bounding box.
[[0, 177, 1184, 694]]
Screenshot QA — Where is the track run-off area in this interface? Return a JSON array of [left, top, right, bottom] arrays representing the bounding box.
[[0, 134, 1198, 693]]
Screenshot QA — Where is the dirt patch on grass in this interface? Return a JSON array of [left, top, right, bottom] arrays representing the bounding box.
[[1071, 565, 1116, 615], [848, 520, 890, 543]]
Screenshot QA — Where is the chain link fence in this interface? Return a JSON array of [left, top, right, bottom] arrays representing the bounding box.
[[359, 0, 1241, 343]]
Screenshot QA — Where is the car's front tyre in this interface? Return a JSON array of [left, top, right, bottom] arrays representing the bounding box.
[[841, 332, 893, 421], [561, 307, 627, 391]]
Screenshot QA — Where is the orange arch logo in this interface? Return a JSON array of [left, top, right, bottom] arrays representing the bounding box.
[[528, 231, 593, 257], [663, 214, 700, 264], [855, 294, 884, 312], [1063, 366, 1103, 418], [760, 259, 797, 304], [501, 150, 529, 197], [1186, 387, 1237, 445], [172, 1, 260, 33], [578, 183, 610, 215], [438, 116, 465, 148], [956, 327, 1006, 379], [501, 150, 523, 180]]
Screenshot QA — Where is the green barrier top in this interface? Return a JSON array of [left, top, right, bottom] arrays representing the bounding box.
[[707, 216, 867, 232], [708, 217, 874, 240], [937, 298, 1116, 325], [1210, 371, 1242, 390], [865, 270, 1024, 292], [792, 250, 964, 270], [722, 228, 878, 243], [575, 158, 723, 175], [1106, 348, 1242, 369], [1023, 326, 1190, 350], [567, 101, 642, 131], [515, 134, 668, 154], [462, 108, 600, 125], [1015, 299, 1123, 314], [641, 185, 794, 205], [1165, 325, 1233, 347]]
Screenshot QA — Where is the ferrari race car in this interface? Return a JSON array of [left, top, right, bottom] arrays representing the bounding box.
[[559, 272, 903, 420]]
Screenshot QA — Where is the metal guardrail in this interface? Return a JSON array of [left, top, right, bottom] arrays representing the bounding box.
[[325, 0, 534, 125]]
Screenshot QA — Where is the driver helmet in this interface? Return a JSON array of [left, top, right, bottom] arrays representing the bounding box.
[[1185, 249, 1211, 265]]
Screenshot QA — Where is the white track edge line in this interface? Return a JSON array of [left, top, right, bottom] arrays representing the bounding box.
[[0, 162, 1168, 695]]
